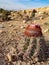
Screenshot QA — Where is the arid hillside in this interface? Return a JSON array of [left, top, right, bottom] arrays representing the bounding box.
[[0, 7, 49, 65]]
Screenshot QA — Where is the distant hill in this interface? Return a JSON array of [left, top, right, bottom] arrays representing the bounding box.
[[0, 6, 49, 21]]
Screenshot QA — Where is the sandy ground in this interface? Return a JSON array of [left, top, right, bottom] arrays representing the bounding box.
[[0, 17, 49, 65]]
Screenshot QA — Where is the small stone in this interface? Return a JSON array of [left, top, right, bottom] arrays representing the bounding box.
[[0, 53, 4, 57], [0, 56, 6, 65], [36, 62, 40, 65], [0, 29, 3, 33], [8, 62, 14, 65], [47, 61, 49, 63], [11, 54, 18, 62], [34, 57, 38, 62], [22, 61, 26, 65], [9, 24, 12, 27], [9, 31, 12, 34], [47, 58, 49, 61], [0, 24, 4, 28], [17, 61, 22, 65], [44, 29, 49, 33], [23, 20, 26, 23], [27, 61, 31, 65], [20, 26, 24, 29], [6, 53, 11, 62], [40, 16, 43, 20], [34, 20, 37, 23], [48, 17, 49, 18]]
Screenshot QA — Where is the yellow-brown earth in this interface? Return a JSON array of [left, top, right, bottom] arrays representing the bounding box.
[[0, 7, 49, 65]]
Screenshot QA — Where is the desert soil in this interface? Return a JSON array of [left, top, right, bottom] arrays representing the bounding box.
[[0, 16, 49, 65]]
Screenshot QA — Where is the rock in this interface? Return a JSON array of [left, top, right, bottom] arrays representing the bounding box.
[[18, 51, 24, 61], [0, 53, 4, 57], [8, 62, 14, 65], [48, 17, 49, 18], [34, 20, 37, 23], [6, 53, 18, 62], [38, 12, 43, 14], [47, 61, 49, 64], [40, 16, 43, 20], [6, 46, 18, 62], [47, 58, 49, 61], [9, 24, 13, 27], [40, 61, 45, 65], [17, 61, 22, 65], [0, 24, 4, 28], [9, 47, 16, 54], [44, 29, 49, 33], [20, 26, 24, 29], [0, 54, 6, 65], [0, 57, 6, 65], [34, 57, 39, 62], [11, 54, 18, 62], [23, 20, 26, 23], [22, 62, 26, 65], [6, 53, 11, 62], [27, 61, 31, 65], [0, 29, 3, 33], [36, 62, 40, 65]]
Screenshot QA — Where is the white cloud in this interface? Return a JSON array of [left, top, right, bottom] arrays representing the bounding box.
[[0, 0, 27, 10], [16, 0, 31, 1], [0, 0, 49, 10]]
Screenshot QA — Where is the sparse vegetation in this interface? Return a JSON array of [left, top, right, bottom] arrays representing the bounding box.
[[24, 10, 27, 14], [0, 8, 11, 21], [0, 7, 49, 65], [30, 9, 37, 19]]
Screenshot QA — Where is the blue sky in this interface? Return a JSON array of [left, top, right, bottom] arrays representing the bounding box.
[[0, 0, 49, 10]]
